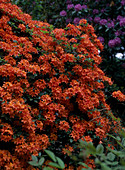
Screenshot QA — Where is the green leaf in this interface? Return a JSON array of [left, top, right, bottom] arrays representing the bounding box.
[[44, 150, 56, 162], [31, 155, 38, 162], [107, 152, 115, 161], [95, 158, 101, 164], [56, 157, 65, 169], [105, 160, 118, 166], [98, 26, 102, 30], [96, 144, 104, 154], [43, 167, 53, 170], [122, 138, 125, 147], [114, 166, 125, 170], [116, 136, 121, 141], [28, 161, 39, 166], [48, 162, 61, 169], [78, 162, 89, 168], [87, 142, 96, 155], [100, 163, 111, 170], [40, 30, 49, 34], [52, 15, 59, 18], [38, 152, 41, 157], [118, 152, 125, 158], [38, 157, 45, 166], [105, 28, 109, 32], [107, 147, 125, 157]]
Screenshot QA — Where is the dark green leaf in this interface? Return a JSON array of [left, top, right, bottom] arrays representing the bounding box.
[[95, 158, 100, 164], [122, 138, 125, 147], [96, 144, 104, 154], [78, 162, 89, 168], [100, 163, 111, 170], [56, 157, 65, 169], [38, 157, 45, 166], [28, 161, 39, 166], [43, 167, 53, 170], [31, 155, 38, 162], [44, 150, 56, 162], [107, 152, 115, 161], [40, 30, 49, 34], [48, 162, 61, 169], [105, 160, 118, 166]]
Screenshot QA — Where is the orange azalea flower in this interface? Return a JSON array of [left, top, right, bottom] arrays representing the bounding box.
[[95, 127, 106, 140], [36, 120, 43, 130], [0, 124, 13, 142], [66, 23, 81, 37], [50, 133, 58, 141], [18, 24, 26, 32], [79, 19, 87, 25], [81, 135, 93, 143], [44, 111, 56, 123], [59, 120, 70, 132], [62, 144, 74, 157], [112, 90, 125, 101]]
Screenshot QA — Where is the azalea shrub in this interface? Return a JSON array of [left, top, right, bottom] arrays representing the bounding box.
[[11, 0, 125, 123], [0, 0, 125, 169]]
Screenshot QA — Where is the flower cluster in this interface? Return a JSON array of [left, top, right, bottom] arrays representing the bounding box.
[[0, 0, 123, 169], [108, 37, 121, 48], [112, 90, 125, 101]]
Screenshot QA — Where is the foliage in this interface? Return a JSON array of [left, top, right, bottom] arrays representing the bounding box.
[[69, 129, 125, 170], [0, 0, 125, 169], [28, 128, 125, 170], [28, 150, 65, 169]]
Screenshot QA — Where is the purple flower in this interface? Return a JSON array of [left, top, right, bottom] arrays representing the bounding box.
[[117, 15, 123, 21], [98, 36, 104, 44], [107, 21, 114, 28], [115, 30, 122, 36], [108, 38, 121, 48], [121, 0, 125, 5], [108, 39, 116, 48], [67, 4, 74, 10], [99, 19, 107, 25], [120, 18, 125, 26], [74, 4, 82, 11], [88, 17, 93, 22], [60, 10, 67, 17], [101, 8, 105, 13], [93, 9, 99, 14], [66, 0, 72, 4], [94, 17, 101, 23], [82, 4, 87, 9], [66, 18, 72, 23], [107, 18, 111, 22], [50, 2, 55, 6], [73, 17, 81, 25], [115, 37, 121, 46]]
